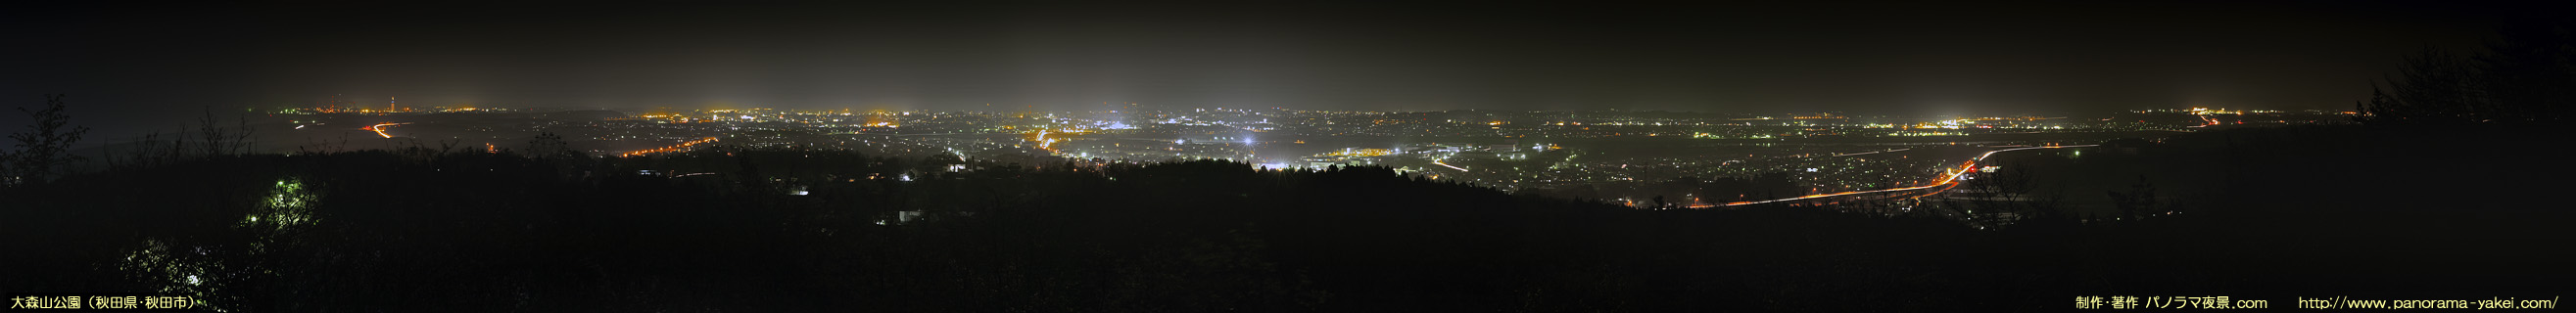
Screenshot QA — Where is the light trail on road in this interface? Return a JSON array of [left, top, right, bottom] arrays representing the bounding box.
[[1432, 158, 1469, 171], [1830, 148, 1912, 157], [1694, 145, 2094, 208], [366, 122, 409, 138]]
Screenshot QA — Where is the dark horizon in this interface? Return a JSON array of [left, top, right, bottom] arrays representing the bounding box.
[[2, 1, 2559, 136]]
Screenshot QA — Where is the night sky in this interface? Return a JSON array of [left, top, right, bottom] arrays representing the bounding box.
[[1, 1, 2552, 134]]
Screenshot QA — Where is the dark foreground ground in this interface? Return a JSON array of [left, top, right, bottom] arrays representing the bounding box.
[[4, 124, 2568, 311]]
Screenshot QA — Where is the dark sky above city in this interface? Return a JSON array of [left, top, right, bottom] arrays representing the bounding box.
[[2, 0, 2557, 134]]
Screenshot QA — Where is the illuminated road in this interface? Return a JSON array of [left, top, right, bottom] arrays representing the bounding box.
[[366, 122, 409, 138], [1694, 145, 2095, 208], [1831, 148, 1911, 157], [1431, 158, 1469, 171], [1030, 129, 1060, 151], [617, 137, 721, 156]]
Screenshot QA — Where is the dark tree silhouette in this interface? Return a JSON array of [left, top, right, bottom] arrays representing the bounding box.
[[5, 94, 90, 186], [523, 132, 578, 159], [2359, 21, 2575, 126], [2359, 49, 2485, 125], [2476, 20, 2576, 122], [194, 107, 255, 157], [2105, 175, 2159, 220]]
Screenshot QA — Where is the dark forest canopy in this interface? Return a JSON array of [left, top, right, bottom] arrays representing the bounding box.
[[2359, 20, 2576, 126]]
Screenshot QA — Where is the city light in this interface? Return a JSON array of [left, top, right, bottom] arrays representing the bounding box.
[[1703, 145, 2095, 207], [13, 3, 2554, 310], [617, 137, 721, 157]]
